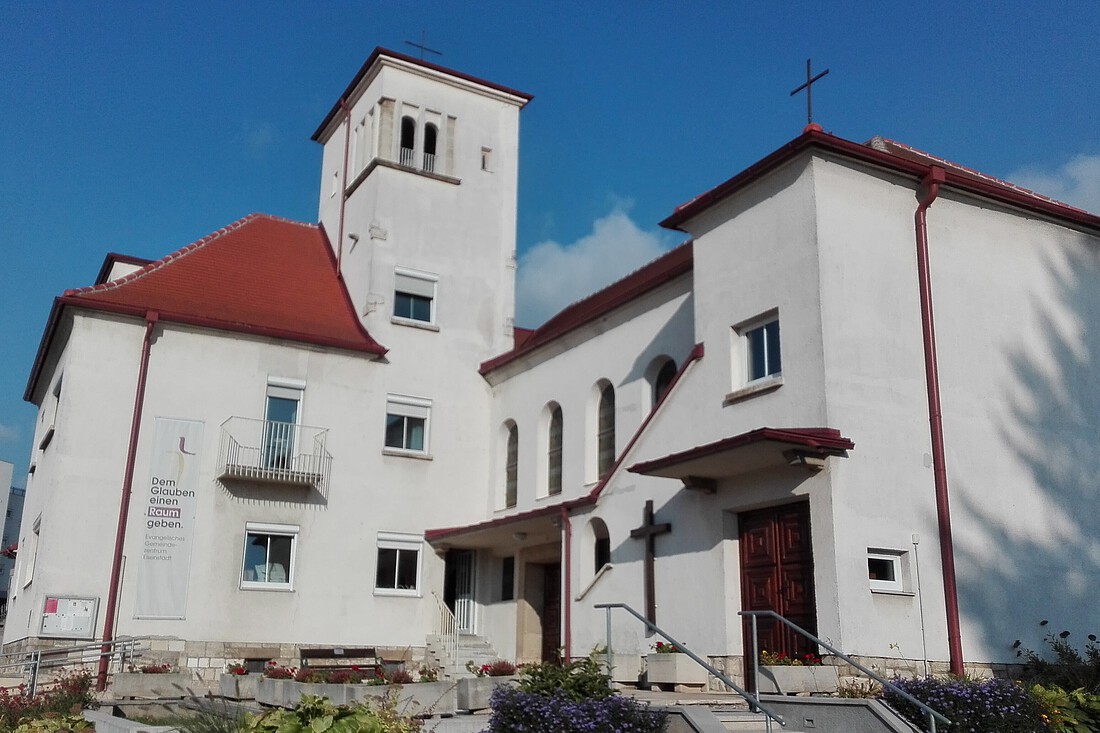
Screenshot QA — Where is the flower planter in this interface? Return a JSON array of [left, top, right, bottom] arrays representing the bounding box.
[[594, 653, 642, 684], [219, 673, 262, 700], [456, 676, 519, 711], [646, 653, 708, 691], [256, 678, 457, 714], [111, 671, 195, 699], [756, 665, 839, 695]]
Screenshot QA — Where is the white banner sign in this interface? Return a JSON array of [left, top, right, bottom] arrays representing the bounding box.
[[133, 418, 203, 619]]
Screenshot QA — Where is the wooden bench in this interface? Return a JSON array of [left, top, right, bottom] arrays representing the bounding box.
[[299, 647, 380, 677]]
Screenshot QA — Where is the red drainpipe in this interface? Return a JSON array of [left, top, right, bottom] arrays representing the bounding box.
[[98, 311, 158, 690], [561, 505, 572, 660], [336, 99, 352, 276], [913, 166, 964, 675]]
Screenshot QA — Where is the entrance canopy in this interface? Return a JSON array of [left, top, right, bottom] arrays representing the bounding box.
[[425, 502, 582, 550], [627, 427, 853, 487]]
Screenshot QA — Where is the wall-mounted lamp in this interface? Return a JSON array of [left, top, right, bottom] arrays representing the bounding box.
[[512, 532, 527, 542], [784, 449, 827, 471]]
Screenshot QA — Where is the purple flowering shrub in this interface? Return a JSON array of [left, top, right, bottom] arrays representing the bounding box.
[[487, 686, 666, 733], [883, 676, 1049, 733]]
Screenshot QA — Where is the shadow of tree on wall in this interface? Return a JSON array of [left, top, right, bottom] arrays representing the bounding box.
[[950, 238, 1100, 663]]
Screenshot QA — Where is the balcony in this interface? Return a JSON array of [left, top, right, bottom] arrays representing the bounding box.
[[218, 417, 331, 496]]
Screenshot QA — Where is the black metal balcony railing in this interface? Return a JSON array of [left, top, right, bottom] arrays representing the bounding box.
[[218, 417, 331, 496]]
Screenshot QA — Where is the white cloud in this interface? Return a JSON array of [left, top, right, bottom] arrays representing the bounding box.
[[0, 424, 17, 443], [515, 207, 675, 328], [1008, 155, 1100, 214]]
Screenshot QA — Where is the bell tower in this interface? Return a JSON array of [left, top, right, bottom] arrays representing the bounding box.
[[311, 48, 532, 358]]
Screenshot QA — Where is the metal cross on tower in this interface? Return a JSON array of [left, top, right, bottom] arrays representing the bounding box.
[[405, 31, 442, 61], [630, 499, 672, 626], [789, 58, 830, 127]]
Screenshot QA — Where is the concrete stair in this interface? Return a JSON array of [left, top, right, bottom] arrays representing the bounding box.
[[425, 633, 502, 678]]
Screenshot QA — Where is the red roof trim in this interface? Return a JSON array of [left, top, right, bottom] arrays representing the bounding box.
[[480, 242, 693, 375], [661, 130, 1100, 232], [312, 47, 533, 142], [424, 499, 594, 543], [628, 427, 855, 476]]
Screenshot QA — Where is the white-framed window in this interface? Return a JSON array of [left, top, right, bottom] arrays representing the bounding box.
[[504, 422, 518, 508], [745, 318, 781, 381], [547, 405, 563, 496], [241, 522, 298, 590], [21, 516, 41, 588], [597, 383, 615, 478], [384, 395, 431, 455], [264, 378, 304, 469], [867, 548, 910, 593], [481, 147, 492, 172], [375, 532, 422, 596], [393, 268, 438, 326]]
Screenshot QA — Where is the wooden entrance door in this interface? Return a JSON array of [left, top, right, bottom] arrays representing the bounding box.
[[739, 503, 817, 679], [540, 562, 561, 662]]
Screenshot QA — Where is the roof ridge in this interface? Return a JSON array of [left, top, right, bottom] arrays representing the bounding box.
[[65, 214, 317, 296], [874, 137, 1090, 215]]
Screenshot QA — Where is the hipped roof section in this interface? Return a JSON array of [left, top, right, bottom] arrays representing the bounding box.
[[662, 128, 1100, 232], [26, 214, 386, 401], [312, 46, 533, 142]]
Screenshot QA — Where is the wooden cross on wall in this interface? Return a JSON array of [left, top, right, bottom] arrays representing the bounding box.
[[630, 499, 672, 625]]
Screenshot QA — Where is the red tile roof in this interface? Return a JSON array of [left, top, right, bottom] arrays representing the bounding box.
[[480, 241, 693, 375], [26, 214, 384, 400]]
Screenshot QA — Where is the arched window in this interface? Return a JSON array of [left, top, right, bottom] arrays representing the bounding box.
[[423, 123, 438, 173], [400, 116, 416, 167], [505, 422, 518, 508], [547, 405, 563, 495], [590, 518, 611, 573], [653, 358, 677, 406], [597, 384, 615, 478]]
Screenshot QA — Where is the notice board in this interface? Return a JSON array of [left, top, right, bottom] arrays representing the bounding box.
[[40, 596, 98, 639]]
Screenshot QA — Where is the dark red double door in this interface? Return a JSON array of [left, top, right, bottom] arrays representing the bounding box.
[[739, 503, 818, 682]]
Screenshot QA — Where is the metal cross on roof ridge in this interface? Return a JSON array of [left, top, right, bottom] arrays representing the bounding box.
[[790, 58, 829, 127], [405, 30, 442, 61]]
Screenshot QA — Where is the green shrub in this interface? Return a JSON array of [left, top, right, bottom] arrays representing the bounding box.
[[242, 693, 420, 733], [518, 656, 612, 702], [1031, 684, 1100, 733]]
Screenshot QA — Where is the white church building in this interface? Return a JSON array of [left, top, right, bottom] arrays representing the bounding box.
[[6, 48, 1100, 687]]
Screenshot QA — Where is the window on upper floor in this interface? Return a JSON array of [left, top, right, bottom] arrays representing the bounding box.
[[264, 379, 303, 470], [399, 116, 416, 167], [746, 318, 781, 381], [597, 383, 615, 479], [393, 268, 438, 326], [547, 405, 563, 496], [504, 422, 518, 508], [241, 522, 297, 590], [384, 395, 431, 455], [375, 532, 422, 596], [423, 123, 438, 173], [728, 311, 783, 403], [648, 357, 677, 408]]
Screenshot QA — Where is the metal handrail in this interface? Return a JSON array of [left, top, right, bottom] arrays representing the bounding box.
[[595, 603, 786, 731], [431, 591, 458, 667], [0, 636, 150, 695], [740, 610, 950, 733]]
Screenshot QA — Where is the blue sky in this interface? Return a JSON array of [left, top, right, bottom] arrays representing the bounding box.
[[2, 1, 1098, 482]]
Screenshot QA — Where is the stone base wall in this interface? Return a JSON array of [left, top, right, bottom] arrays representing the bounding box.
[[1, 636, 428, 685]]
